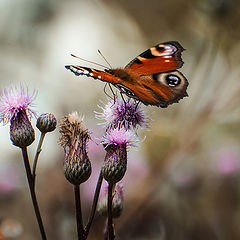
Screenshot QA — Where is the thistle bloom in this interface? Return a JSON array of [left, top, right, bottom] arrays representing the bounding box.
[[101, 127, 137, 183], [0, 86, 37, 148], [59, 112, 91, 185], [0, 86, 37, 124], [96, 97, 149, 130], [102, 127, 138, 147]]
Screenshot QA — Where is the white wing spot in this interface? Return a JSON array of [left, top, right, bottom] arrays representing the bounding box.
[[98, 76, 102, 79], [165, 60, 170, 62]]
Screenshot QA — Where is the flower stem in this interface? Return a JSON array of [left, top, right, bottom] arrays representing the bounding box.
[[74, 185, 86, 240], [85, 172, 103, 235], [104, 218, 108, 240], [21, 147, 47, 240], [32, 132, 46, 186], [107, 182, 115, 240]]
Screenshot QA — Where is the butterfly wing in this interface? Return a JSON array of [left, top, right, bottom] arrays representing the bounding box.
[[112, 69, 188, 107], [65, 41, 188, 108], [125, 41, 184, 75], [113, 41, 188, 107], [65, 65, 120, 84]]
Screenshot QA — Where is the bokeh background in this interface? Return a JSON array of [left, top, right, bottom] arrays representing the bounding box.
[[1, 0, 240, 239]]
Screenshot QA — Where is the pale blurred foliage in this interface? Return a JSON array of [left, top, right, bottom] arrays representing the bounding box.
[[0, 0, 240, 239]]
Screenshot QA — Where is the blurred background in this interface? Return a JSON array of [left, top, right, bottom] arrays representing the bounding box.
[[0, 0, 240, 239]]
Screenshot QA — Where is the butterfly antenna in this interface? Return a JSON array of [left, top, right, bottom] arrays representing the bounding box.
[[98, 50, 113, 69], [71, 54, 108, 69]]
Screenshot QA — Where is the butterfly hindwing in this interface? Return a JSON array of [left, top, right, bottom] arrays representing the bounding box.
[[109, 69, 188, 107]]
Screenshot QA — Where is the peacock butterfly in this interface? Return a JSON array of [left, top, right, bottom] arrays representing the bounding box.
[[65, 41, 188, 108]]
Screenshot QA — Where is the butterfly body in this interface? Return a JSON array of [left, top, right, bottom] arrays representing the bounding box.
[[65, 41, 188, 107]]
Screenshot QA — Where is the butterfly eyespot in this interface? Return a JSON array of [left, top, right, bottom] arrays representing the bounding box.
[[166, 74, 181, 87]]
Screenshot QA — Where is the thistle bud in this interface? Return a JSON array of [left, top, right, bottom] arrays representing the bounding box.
[[36, 113, 57, 133], [59, 112, 91, 185], [97, 183, 124, 218], [10, 111, 35, 148]]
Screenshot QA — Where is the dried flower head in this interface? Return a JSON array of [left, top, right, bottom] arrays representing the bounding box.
[[36, 113, 57, 133], [96, 97, 149, 130], [0, 86, 36, 148], [59, 112, 91, 185]]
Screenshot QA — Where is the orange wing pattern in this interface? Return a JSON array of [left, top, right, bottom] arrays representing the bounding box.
[[65, 65, 120, 84], [125, 41, 184, 75], [65, 41, 188, 107]]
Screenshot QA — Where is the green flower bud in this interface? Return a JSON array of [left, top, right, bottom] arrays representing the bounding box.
[[36, 113, 57, 133], [97, 183, 124, 218]]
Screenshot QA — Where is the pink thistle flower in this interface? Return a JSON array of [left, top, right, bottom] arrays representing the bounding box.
[[0, 86, 37, 148], [0, 85, 37, 125], [96, 97, 149, 130], [101, 127, 138, 183], [102, 127, 138, 147]]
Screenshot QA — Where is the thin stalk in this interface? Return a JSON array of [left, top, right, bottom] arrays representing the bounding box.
[[104, 218, 108, 240], [107, 182, 115, 240], [21, 147, 47, 240], [32, 132, 46, 185], [85, 172, 103, 235], [74, 185, 86, 240]]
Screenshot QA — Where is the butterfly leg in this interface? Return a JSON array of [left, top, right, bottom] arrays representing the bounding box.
[[120, 92, 127, 114], [134, 101, 140, 111], [108, 83, 116, 103], [103, 83, 113, 100]]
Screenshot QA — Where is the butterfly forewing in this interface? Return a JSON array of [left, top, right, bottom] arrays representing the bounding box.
[[125, 41, 184, 75], [65, 65, 120, 84]]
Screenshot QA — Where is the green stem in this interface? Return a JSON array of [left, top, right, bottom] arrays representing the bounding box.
[[85, 172, 103, 235], [21, 147, 47, 240], [32, 132, 46, 186]]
